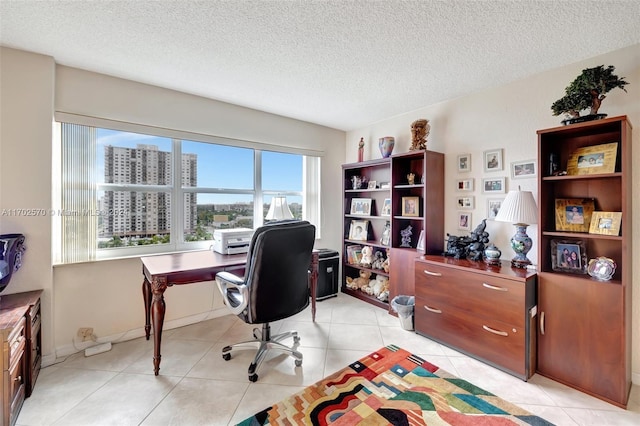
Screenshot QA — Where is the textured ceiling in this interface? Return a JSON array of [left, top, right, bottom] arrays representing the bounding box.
[[1, 1, 639, 131]]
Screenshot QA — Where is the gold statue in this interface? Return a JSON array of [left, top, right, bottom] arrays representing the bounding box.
[[410, 119, 430, 150]]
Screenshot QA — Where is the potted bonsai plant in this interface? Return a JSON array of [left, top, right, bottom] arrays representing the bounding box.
[[551, 65, 628, 125]]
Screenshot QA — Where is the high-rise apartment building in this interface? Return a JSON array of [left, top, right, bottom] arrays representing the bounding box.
[[102, 142, 197, 238]]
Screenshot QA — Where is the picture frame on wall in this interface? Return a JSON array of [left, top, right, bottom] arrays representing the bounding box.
[[483, 148, 503, 172], [487, 198, 504, 220], [482, 177, 506, 194], [350, 198, 372, 215], [457, 154, 471, 172], [348, 220, 369, 241], [551, 239, 587, 274], [456, 196, 474, 210], [456, 178, 474, 192], [458, 212, 471, 231], [511, 160, 537, 179]]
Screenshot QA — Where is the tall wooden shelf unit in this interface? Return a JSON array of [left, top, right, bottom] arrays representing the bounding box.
[[536, 116, 632, 408], [341, 150, 444, 310]]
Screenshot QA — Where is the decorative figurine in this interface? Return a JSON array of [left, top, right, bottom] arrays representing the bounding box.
[[400, 225, 413, 248], [483, 243, 502, 266], [410, 119, 430, 150], [407, 173, 416, 185], [350, 176, 362, 190], [443, 219, 490, 260], [587, 257, 616, 281], [358, 137, 364, 162]]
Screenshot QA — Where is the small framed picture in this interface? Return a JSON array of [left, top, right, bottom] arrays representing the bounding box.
[[367, 180, 377, 189], [456, 178, 474, 192], [401, 196, 419, 216], [511, 160, 537, 179], [484, 148, 503, 172], [555, 198, 595, 232], [457, 154, 471, 172], [379, 181, 390, 189], [458, 212, 471, 231], [487, 198, 504, 220], [589, 212, 622, 236], [566, 142, 618, 175], [380, 198, 391, 216], [456, 196, 474, 210], [551, 239, 587, 274], [380, 221, 391, 246], [348, 220, 369, 241], [482, 177, 506, 194], [350, 198, 372, 216], [416, 230, 425, 252]]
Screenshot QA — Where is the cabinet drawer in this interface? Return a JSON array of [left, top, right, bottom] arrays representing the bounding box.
[[415, 263, 525, 326], [415, 296, 526, 377], [7, 317, 26, 367]]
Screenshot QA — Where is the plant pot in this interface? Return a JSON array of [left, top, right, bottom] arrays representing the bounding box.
[[562, 113, 607, 126]]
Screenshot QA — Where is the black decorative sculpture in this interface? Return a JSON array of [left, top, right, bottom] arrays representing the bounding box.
[[443, 219, 489, 261]]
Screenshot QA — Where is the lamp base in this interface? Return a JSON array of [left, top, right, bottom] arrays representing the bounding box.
[[509, 223, 533, 269], [510, 257, 531, 269]]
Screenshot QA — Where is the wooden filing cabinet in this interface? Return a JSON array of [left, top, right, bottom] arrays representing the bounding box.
[[414, 256, 536, 380], [1, 290, 43, 426]]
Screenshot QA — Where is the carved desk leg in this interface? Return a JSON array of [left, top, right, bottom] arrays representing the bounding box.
[[142, 277, 151, 340], [150, 275, 168, 376]]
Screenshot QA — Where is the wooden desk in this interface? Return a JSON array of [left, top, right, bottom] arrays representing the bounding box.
[[141, 250, 319, 375]]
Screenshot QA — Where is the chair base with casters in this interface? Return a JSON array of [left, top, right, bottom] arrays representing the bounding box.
[[222, 322, 303, 382]]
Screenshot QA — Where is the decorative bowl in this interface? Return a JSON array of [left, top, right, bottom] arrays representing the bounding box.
[[587, 256, 616, 281]]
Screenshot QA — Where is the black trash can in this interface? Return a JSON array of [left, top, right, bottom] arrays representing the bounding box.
[[314, 248, 339, 300]]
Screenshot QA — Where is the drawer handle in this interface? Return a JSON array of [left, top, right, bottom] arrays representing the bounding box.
[[482, 325, 508, 337], [423, 270, 442, 277], [482, 282, 507, 292], [424, 306, 442, 314], [540, 311, 545, 335]]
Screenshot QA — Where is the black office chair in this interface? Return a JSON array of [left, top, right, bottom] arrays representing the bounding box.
[[215, 220, 316, 382]]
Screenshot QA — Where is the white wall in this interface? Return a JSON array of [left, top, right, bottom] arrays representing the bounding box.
[[346, 43, 640, 383], [1, 47, 346, 363]]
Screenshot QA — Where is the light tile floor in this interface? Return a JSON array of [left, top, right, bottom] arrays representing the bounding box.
[[18, 294, 640, 425]]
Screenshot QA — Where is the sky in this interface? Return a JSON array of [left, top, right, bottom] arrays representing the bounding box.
[[96, 128, 303, 204]]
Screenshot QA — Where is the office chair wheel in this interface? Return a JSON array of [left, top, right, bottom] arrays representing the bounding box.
[[249, 373, 258, 382], [222, 353, 231, 361], [295, 359, 302, 367]]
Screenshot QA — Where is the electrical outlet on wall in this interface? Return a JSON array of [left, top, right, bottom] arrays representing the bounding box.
[[77, 327, 94, 341]]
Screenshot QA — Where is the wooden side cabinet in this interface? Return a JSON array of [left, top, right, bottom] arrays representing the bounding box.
[[1, 290, 43, 426], [414, 256, 537, 380]]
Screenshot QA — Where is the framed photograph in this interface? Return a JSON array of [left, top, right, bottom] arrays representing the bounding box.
[[482, 177, 506, 194], [457, 154, 471, 172], [348, 220, 369, 241], [566, 142, 618, 175], [380, 221, 391, 246], [455, 196, 474, 210], [589, 211, 622, 236], [458, 212, 471, 231], [483, 148, 503, 172], [551, 239, 587, 274], [511, 160, 537, 179], [350, 198, 372, 215], [380, 198, 391, 216], [367, 180, 377, 189], [401, 196, 419, 217], [456, 178, 474, 192], [555, 198, 595, 232], [379, 181, 390, 189], [487, 198, 504, 220]]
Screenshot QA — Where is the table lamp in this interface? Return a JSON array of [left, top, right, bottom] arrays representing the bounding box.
[[265, 196, 294, 221], [495, 187, 538, 268]]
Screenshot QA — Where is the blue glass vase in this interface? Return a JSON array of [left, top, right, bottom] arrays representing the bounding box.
[[378, 137, 395, 158]]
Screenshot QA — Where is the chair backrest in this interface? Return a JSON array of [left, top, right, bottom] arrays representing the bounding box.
[[244, 220, 316, 324]]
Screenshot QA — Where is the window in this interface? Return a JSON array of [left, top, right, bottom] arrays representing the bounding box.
[[53, 119, 321, 264]]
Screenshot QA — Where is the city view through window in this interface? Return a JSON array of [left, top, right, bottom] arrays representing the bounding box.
[[94, 129, 303, 249]]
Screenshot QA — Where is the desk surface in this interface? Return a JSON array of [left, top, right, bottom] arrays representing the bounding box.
[[142, 250, 247, 284]]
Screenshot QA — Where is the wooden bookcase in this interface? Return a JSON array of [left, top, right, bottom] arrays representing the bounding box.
[[341, 150, 444, 310], [536, 116, 632, 408]]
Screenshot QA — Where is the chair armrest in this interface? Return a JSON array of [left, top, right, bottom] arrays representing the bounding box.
[[215, 271, 249, 316]]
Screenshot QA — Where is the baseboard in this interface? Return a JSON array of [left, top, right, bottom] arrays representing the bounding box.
[[47, 307, 231, 366]]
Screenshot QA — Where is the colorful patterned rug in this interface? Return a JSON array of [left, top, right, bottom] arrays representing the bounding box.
[[238, 345, 553, 425]]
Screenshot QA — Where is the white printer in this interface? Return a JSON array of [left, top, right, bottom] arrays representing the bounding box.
[[212, 228, 254, 255]]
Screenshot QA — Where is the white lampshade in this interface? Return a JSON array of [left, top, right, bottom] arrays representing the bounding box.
[[495, 189, 538, 225], [265, 196, 294, 220]]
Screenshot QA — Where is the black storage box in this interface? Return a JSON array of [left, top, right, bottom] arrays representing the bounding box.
[[314, 248, 339, 300]]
